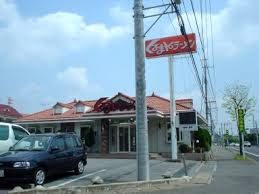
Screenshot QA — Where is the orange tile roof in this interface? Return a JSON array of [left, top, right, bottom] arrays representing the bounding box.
[[17, 93, 193, 122], [0, 104, 22, 118], [146, 94, 193, 113]]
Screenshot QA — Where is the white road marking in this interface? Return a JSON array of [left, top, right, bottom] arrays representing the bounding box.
[[49, 169, 106, 189], [232, 147, 259, 157]]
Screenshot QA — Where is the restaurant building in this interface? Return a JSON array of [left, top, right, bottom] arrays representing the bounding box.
[[16, 92, 207, 154]]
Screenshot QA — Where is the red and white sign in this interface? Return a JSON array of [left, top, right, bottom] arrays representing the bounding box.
[[145, 33, 196, 58]]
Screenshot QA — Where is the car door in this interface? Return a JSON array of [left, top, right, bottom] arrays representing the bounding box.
[[48, 137, 67, 175], [64, 136, 77, 171]]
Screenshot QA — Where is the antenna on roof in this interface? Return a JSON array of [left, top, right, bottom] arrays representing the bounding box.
[[7, 97, 13, 106]]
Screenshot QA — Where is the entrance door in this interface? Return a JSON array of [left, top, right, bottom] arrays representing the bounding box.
[[80, 126, 95, 148], [119, 126, 129, 152]]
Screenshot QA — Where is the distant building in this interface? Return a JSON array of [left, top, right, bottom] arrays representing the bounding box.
[[0, 104, 22, 122]]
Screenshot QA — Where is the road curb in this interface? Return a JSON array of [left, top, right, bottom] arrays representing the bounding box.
[[191, 161, 217, 185], [188, 162, 205, 177]]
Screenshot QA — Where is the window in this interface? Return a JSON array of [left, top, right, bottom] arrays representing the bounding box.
[[0, 125, 9, 140], [44, 127, 54, 133], [76, 105, 85, 113], [13, 136, 51, 151], [166, 122, 182, 143], [28, 127, 36, 134], [75, 136, 82, 147], [51, 137, 65, 151], [64, 136, 77, 148], [54, 107, 62, 114], [167, 122, 171, 143], [28, 127, 42, 134], [12, 126, 29, 141]]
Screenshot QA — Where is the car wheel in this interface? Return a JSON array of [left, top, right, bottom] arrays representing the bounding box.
[[74, 160, 84, 175], [34, 168, 46, 185]]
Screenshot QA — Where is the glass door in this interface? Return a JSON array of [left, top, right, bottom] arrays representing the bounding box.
[[110, 126, 118, 152], [119, 126, 129, 152]]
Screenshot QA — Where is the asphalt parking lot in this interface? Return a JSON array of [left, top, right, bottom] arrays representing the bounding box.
[[0, 158, 195, 192]]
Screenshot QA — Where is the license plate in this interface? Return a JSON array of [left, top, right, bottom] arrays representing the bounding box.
[[0, 170, 4, 177]]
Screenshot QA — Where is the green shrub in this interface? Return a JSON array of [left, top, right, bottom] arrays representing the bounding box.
[[179, 144, 192, 153], [194, 128, 212, 152]]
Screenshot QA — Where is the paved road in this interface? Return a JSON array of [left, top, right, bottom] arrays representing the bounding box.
[[245, 146, 259, 155], [150, 147, 259, 194], [231, 146, 259, 161]]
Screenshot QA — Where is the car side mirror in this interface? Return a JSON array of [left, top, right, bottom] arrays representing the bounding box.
[[9, 146, 13, 151]]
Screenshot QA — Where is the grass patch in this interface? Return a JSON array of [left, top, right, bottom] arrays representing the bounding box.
[[234, 154, 248, 160]]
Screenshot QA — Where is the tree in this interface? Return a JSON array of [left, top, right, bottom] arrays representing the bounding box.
[[222, 83, 256, 156]]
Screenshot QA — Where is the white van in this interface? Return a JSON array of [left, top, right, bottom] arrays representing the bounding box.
[[0, 122, 30, 153]]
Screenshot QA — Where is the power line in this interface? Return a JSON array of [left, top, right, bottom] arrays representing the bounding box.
[[208, 0, 216, 84], [161, 0, 178, 34], [182, 0, 203, 63], [200, 0, 204, 54], [170, 0, 205, 100], [163, 0, 205, 103], [205, 0, 209, 61], [189, 0, 206, 62]]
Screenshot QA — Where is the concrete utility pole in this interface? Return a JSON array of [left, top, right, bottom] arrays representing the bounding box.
[[204, 65, 209, 123], [133, 0, 150, 181], [169, 56, 177, 160], [256, 121, 259, 145]]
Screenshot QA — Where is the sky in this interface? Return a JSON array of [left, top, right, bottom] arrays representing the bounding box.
[[0, 0, 259, 133]]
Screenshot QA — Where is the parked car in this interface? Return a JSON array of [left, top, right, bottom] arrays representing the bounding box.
[[235, 143, 240, 147], [0, 133, 87, 185], [0, 122, 30, 154], [244, 141, 251, 147], [229, 142, 235, 146]]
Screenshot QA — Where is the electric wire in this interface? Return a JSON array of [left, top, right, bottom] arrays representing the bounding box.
[[170, 0, 205, 100]]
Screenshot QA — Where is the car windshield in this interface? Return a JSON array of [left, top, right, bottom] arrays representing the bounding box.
[[12, 136, 51, 151]]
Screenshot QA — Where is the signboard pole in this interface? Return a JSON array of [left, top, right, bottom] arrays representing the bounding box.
[[133, 0, 149, 181], [169, 55, 177, 160]]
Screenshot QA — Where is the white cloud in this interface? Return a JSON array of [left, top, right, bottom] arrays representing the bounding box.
[[0, 0, 130, 65], [57, 66, 88, 92], [164, 0, 259, 57], [110, 5, 132, 23]]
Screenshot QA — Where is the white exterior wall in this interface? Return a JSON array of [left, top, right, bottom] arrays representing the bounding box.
[[148, 115, 193, 153], [148, 118, 171, 153]]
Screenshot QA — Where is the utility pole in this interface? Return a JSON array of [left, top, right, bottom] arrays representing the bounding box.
[[256, 121, 259, 145], [204, 65, 209, 123], [169, 56, 177, 160], [221, 123, 224, 146], [252, 114, 259, 145], [133, 0, 149, 181], [224, 123, 226, 146]]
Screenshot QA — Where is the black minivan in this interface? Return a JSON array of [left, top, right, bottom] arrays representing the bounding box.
[[0, 133, 87, 185]]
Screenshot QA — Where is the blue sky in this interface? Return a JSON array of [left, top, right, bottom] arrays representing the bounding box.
[[0, 0, 259, 132]]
